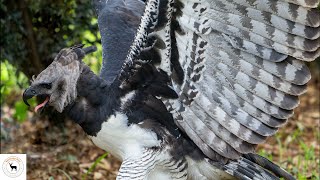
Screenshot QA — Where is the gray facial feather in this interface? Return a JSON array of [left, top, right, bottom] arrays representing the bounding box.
[[31, 48, 83, 112]]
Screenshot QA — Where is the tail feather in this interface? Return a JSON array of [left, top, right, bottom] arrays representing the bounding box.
[[243, 153, 295, 180], [240, 158, 278, 179], [222, 153, 295, 180]]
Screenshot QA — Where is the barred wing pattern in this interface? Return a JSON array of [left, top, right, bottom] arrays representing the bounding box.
[[119, 0, 319, 160]]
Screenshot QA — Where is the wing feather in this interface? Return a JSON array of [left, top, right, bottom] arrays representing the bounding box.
[[207, 0, 320, 39], [114, 0, 319, 161], [168, 0, 319, 159], [93, 0, 145, 83], [230, 0, 319, 27], [202, 73, 287, 128], [183, 104, 242, 159], [282, 0, 319, 8]]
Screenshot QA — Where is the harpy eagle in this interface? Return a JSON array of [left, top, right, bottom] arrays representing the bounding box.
[[23, 0, 319, 179]]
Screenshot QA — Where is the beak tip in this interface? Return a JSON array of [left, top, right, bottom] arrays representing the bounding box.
[[24, 101, 30, 107], [23, 97, 30, 106], [22, 89, 32, 106]]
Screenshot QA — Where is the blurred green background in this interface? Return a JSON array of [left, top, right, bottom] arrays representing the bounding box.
[[0, 0, 319, 179]]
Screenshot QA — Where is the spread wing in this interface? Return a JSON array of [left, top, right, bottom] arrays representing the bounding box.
[[93, 0, 145, 83], [103, 0, 320, 160]]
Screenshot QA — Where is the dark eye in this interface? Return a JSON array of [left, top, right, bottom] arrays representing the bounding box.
[[40, 83, 52, 89]]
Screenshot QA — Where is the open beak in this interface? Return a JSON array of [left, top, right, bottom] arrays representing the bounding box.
[[23, 88, 50, 113]]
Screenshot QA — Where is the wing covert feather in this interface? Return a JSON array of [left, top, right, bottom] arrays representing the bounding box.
[[117, 0, 319, 160], [167, 0, 319, 159]]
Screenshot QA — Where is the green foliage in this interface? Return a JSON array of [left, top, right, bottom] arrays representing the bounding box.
[[0, 0, 99, 77], [0, 60, 28, 100], [258, 120, 319, 179], [14, 100, 28, 122], [1, 60, 35, 122], [82, 152, 108, 180]]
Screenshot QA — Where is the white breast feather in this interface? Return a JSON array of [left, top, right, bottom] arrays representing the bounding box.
[[89, 112, 161, 161]]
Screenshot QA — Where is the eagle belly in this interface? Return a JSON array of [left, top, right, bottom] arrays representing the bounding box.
[[88, 112, 161, 161], [88, 112, 233, 179]]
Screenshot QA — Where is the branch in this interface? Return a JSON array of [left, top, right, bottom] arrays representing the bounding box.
[[18, 0, 43, 74]]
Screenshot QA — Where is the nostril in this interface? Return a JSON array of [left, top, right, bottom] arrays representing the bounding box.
[[31, 90, 36, 94]]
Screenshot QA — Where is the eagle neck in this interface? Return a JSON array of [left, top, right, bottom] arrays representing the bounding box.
[[65, 64, 123, 136]]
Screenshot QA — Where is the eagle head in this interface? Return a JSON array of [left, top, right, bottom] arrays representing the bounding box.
[[23, 45, 97, 113]]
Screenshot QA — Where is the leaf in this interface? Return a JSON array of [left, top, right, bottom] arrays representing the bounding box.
[[83, 30, 96, 42], [1, 62, 9, 82], [14, 100, 28, 122], [82, 152, 108, 180]]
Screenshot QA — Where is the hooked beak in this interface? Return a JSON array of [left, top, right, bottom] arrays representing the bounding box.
[[23, 87, 50, 113], [23, 88, 35, 106]]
